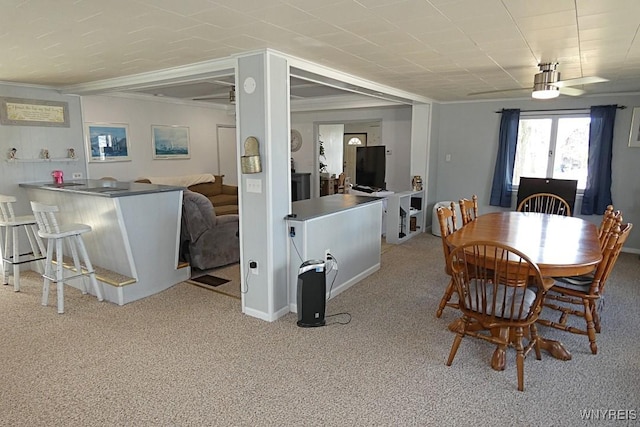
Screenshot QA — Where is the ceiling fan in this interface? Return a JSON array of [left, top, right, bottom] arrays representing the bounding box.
[[192, 84, 236, 103], [469, 63, 608, 99]]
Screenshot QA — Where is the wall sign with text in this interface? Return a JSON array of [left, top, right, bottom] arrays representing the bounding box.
[[0, 97, 69, 127]]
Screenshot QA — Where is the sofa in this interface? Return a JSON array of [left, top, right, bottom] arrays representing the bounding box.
[[180, 190, 240, 270], [188, 175, 238, 215], [136, 174, 238, 215]]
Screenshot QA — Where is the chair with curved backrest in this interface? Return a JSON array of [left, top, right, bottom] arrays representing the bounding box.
[[538, 215, 632, 354], [435, 202, 458, 318], [445, 241, 555, 391], [516, 192, 571, 216], [459, 195, 479, 226]]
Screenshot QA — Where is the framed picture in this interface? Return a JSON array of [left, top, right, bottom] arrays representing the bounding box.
[[629, 107, 640, 147], [152, 125, 190, 159], [0, 97, 69, 127], [85, 123, 131, 162]]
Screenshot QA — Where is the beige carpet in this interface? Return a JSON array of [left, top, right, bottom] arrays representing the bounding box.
[[1, 233, 639, 426]]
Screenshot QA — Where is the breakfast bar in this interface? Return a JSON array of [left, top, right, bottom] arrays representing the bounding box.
[[286, 194, 383, 312], [20, 180, 190, 305]]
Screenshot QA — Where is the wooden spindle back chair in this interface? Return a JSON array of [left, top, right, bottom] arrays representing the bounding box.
[[538, 215, 632, 354], [435, 202, 458, 318], [516, 192, 571, 216], [459, 195, 479, 226], [445, 241, 554, 391]]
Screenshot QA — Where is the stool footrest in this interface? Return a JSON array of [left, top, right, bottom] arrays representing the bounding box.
[[53, 257, 137, 287], [3, 252, 46, 265]]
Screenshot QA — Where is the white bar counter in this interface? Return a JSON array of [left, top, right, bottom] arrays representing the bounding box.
[[20, 180, 190, 305], [287, 194, 383, 313]]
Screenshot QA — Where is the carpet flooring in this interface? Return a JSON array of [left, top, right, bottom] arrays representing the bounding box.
[[2, 233, 638, 426]]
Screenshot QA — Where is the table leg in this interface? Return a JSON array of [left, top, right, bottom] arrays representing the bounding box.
[[538, 337, 572, 361]]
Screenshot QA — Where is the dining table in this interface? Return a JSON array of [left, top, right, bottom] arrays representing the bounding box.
[[446, 211, 602, 371]]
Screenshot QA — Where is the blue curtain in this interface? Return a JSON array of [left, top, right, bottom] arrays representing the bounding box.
[[581, 105, 616, 215], [490, 109, 520, 207]]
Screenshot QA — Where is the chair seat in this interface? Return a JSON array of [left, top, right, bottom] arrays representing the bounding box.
[[38, 223, 92, 239], [0, 214, 37, 227], [467, 279, 536, 320], [553, 274, 593, 288]]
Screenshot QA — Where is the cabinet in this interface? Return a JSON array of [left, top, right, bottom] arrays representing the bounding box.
[[386, 190, 424, 244]]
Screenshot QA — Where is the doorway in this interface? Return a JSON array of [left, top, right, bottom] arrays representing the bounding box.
[[217, 125, 238, 186]]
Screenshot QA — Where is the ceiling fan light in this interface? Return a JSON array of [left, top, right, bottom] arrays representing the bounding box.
[[532, 84, 560, 99]]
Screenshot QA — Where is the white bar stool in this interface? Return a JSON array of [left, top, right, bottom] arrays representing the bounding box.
[[0, 195, 46, 291], [30, 201, 104, 314]]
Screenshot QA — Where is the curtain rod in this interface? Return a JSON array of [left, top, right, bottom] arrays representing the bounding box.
[[495, 106, 626, 113]]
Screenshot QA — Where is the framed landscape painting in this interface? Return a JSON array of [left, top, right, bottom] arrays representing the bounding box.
[[152, 125, 190, 159], [85, 123, 131, 162]]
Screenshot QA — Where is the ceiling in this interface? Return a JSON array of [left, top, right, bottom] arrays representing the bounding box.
[[3, 0, 640, 104]]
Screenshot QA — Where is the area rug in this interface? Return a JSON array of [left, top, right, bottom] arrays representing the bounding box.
[[187, 267, 241, 300]]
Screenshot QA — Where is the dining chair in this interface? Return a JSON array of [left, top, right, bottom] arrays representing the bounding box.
[[597, 205, 620, 252], [538, 217, 632, 354], [445, 241, 555, 391], [459, 195, 479, 225], [516, 192, 571, 216], [435, 202, 458, 318]]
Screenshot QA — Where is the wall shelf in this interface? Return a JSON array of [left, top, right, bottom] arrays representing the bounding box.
[[5, 158, 79, 163], [386, 190, 425, 244]]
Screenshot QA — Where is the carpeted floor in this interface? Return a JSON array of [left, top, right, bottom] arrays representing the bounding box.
[[1, 233, 639, 426]]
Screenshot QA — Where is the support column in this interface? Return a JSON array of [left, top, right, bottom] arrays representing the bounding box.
[[236, 51, 291, 321], [410, 103, 431, 230]]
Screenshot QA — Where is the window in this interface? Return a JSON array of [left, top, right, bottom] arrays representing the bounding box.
[[513, 115, 590, 189]]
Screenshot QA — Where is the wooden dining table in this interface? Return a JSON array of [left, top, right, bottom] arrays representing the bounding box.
[[446, 211, 602, 371]]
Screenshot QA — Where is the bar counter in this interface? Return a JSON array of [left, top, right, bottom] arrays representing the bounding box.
[[20, 180, 189, 305]]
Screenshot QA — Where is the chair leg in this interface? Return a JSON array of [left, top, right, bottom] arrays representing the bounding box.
[[75, 235, 103, 302], [1, 227, 8, 285], [514, 327, 525, 392], [436, 278, 456, 318], [42, 239, 54, 307], [530, 323, 542, 360], [446, 316, 467, 366], [67, 237, 87, 295], [591, 301, 601, 333], [12, 226, 20, 292], [55, 238, 64, 314], [583, 299, 598, 354], [26, 224, 46, 274]]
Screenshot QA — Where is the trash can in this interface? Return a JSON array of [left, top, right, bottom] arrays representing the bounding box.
[[432, 201, 459, 236]]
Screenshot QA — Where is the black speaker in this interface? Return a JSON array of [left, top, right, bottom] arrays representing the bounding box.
[[296, 260, 326, 327]]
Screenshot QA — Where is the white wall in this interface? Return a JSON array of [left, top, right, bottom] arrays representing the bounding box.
[[0, 84, 87, 214], [82, 95, 235, 181], [292, 106, 413, 193], [433, 94, 640, 251]]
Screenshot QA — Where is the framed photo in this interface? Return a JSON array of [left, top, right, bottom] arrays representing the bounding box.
[[0, 97, 69, 127], [85, 123, 131, 162], [628, 107, 640, 147], [152, 125, 190, 159]]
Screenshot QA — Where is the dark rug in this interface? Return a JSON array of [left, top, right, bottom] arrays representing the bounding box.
[[190, 275, 230, 287]]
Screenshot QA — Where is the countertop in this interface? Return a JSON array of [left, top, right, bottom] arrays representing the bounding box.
[[289, 193, 383, 221], [20, 179, 184, 198]]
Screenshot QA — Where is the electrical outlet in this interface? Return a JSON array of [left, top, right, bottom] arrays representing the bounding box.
[[72, 172, 82, 179], [325, 249, 331, 262], [250, 260, 258, 275]]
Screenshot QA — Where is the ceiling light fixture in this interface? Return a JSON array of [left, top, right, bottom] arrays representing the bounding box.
[[532, 62, 560, 99]]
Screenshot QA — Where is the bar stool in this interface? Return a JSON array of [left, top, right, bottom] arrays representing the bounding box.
[[30, 201, 104, 313], [0, 195, 46, 291]]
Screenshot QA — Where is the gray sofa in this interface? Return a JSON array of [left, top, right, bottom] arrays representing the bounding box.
[[180, 190, 240, 270]]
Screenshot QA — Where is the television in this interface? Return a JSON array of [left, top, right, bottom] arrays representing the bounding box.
[[356, 146, 386, 190], [516, 177, 578, 214]]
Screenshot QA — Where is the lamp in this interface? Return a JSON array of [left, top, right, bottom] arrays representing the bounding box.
[[532, 63, 560, 99]]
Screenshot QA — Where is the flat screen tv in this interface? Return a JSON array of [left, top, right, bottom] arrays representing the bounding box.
[[356, 145, 386, 190], [516, 177, 578, 214]]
